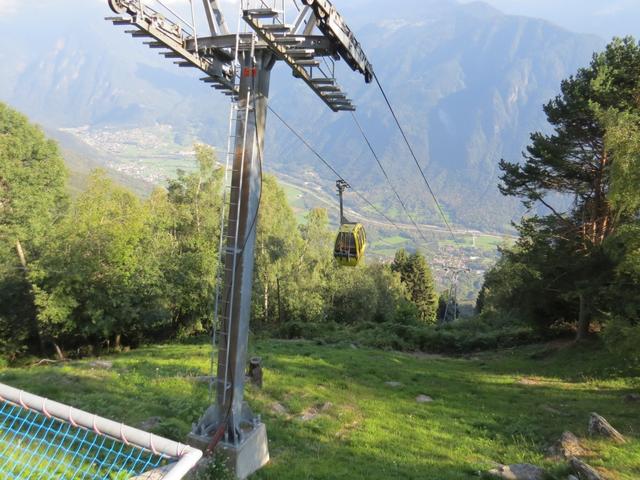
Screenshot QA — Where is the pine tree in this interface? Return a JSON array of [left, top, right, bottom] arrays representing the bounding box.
[[392, 249, 438, 324], [498, 37, 640, 339]]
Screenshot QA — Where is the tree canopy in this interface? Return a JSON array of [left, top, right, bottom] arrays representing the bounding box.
[[484, 37, 640, 341]]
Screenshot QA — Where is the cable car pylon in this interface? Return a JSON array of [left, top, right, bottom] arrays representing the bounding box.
[[105, 0, 374, 477]]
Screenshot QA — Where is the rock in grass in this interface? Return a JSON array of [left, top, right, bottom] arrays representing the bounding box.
[[549, 431, 585, 459], [300, 409, 318, 421], [89, 360, 113, 369], [416, 395, 433, 403], [588, 413, 626, 443], [271, 402, 287, 415], [487, 463, 545, 480], [569, 457, 602, 480], [567, 476, 579, 480]]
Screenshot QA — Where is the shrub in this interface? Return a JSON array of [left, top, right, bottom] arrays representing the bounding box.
[[603, 316, 640, 365]]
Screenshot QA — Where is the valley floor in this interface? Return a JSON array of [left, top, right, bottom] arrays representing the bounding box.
[[0, 340, 638, 479]]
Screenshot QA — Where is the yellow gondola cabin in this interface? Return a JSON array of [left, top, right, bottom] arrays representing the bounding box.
[[334, 223, 367, 267]]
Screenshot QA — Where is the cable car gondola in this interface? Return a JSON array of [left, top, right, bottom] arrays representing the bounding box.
[[333, 180, 367, 267]]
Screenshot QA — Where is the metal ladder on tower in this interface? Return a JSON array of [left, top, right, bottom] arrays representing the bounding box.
[[209, 11, 256, 406]]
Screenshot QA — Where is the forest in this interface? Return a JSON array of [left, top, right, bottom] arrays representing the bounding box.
[[0, 104, 444, 360]]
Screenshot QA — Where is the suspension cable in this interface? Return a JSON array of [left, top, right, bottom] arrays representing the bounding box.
[[351, 112, 430, 245], [267, 106, 418, 244], [372, 72, 460, 245]]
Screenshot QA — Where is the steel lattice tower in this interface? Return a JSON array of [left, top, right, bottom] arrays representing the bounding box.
[[105, 1, 373, 477]]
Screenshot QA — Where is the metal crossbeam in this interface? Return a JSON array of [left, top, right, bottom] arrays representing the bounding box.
[[243, 10, 354, 112], [106, 0, 236, 96], [301, 0, 374, 83]]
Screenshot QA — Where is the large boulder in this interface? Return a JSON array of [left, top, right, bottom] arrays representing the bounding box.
[[548, 431, 585, 459], [487, 464, 545, 480], [569, 457, 602, 480], [588, 413, 626, 443]]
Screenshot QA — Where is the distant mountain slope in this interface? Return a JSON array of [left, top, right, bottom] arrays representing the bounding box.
[[46, 128, 154, 196], [265, 0, 604, 231], [0, 0, 604, 232]]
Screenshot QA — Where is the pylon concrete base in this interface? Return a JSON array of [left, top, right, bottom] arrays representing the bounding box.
[[187, 423, 269, 480]]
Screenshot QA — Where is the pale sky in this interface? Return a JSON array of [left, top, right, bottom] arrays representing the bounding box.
[[458, 0, 640, 40], [1, 0, 638, 40]]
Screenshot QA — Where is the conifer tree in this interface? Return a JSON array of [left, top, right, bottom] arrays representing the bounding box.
[[498, 37, 640, 339], [392, 249, 438, 324]]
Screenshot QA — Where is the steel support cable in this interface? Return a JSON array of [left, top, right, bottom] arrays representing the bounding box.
[[372, 73, 466, 311], [351, 112, 430, 246], [267, 106, 417, 243], [372, 72, 460, 245]]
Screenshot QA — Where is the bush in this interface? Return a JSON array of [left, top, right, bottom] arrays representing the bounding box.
[[194, 454, 234, 480], [272, 312, 541, 354], [603, 317, 640, 365]]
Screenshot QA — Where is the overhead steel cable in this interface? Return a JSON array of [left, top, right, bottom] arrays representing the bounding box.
[[351, 112, 430, 246], [267, 106, 417, 243], [372, 72, 460, 244]]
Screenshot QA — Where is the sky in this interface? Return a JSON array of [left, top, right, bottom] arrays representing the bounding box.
[[1, 0, 638, 40], [459, 0, 640, 40]]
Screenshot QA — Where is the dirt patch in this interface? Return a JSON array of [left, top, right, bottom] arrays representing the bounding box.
[[517, 376, 544, 386], [299, 401, 333, 421]]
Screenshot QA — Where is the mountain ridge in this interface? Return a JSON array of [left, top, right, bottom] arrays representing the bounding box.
[[0, 0, 605, 233]]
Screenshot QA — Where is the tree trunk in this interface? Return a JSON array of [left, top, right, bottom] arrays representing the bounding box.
[[15, 239, 28, 270], [115, 334, 122, 351], [53, 342, 65, 361], [263, 280, 269, 324], [194, 176, 202, 234], [277, 277, 283, 324], [247, 357, 263, 388], [576, 293, 590, 341], [15, 239, 45, 353]]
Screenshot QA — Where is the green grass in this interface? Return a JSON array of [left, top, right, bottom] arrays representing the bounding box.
[[439, 235, 507, 252], [1, 340, 638, 479], [281, 184, 309, 224], [282, 184, 306, 209], [376, 235, 408, 245]]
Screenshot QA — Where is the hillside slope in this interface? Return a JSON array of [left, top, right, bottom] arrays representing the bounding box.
[[1, 340, 638, 479]]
